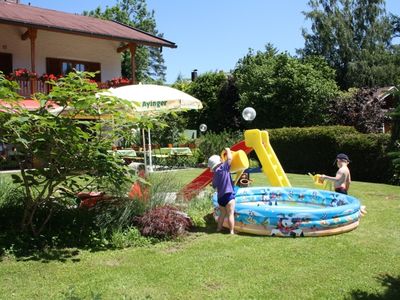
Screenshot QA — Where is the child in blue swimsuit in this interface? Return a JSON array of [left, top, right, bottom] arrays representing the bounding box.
[[208, 148, 235, 234]]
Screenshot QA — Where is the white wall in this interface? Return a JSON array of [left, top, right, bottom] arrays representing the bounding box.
[[0, 23, 122, 81]]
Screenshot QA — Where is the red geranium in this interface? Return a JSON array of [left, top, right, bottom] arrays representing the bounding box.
[[10, 68, 37, 80], [39, 73, 58, 82], [107, 77, 131, 87]]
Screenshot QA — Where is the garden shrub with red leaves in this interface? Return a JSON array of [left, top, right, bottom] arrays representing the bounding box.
[[134, 205, 192, 239]]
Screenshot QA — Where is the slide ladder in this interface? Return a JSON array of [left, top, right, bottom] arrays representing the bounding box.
[[244, 129, 291, 187]]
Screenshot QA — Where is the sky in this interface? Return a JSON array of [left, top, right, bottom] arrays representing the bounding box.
[[22, 0, 400, 84]]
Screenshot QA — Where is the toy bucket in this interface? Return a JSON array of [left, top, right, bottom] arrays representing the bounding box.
[[221, 149, 249, 173]]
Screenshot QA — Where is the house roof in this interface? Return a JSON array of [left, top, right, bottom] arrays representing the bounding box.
[[0, 1, 177, 48]]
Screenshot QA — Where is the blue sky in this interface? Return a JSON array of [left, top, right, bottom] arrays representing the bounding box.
[[23, 0, 400, 84]]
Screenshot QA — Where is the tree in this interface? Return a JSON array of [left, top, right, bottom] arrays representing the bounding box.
[[84, 0, 166, 83], [0, 72, 140, 235], [388, 86, 400, 184], [391, 13, 400, 38], [300, 0, 398, 89], [183, 72, 241, 133], [233, 45, 339, 129], [328, 87, 391, 133]]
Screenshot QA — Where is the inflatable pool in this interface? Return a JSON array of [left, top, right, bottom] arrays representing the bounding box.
[[213, 187, 361, 237]]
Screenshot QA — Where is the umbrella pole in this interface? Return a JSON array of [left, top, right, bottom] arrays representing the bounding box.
[[147, 128, 153, 172], [142, 128, 147, 172]]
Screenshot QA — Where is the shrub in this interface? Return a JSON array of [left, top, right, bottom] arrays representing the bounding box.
[[197, 131, 242, 163], [153, 154, 198, 168], [92, 197, 147, 231], [328, 87, 390, 133], [110, 227, 153, 249], [145, 172, 182, 209], [186, 193, 214, 228], [134, 205, 192, 239], [268, 126, 392, 183], [0, 177, 25, 229]]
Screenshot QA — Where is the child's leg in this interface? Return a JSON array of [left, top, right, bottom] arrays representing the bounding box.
[[225, 199, 236, 234], [217, 205, 227, 231]]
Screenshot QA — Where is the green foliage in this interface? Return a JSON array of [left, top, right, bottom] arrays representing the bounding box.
[[92, 198, 146, 231], [197, 131, 242, 164], [110, 227, 153, 248], [268, 126, 393, 183], [84, 0, 166, 83], [0, 177, 25, 230], [149, 113, 188, 146], [388, 86, 400, 184], [184, 72, 241, 132], [1, 172, 400, 299], [0, 71, 21, 99], [186, 194, 214, 228], [153, 154, 198, 168], [301, 0, 398, 89], [0, 72, 139, 235], [327, 87, 390, 133], [234, 45, 339, 129]]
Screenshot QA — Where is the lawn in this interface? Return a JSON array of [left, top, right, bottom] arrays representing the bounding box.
[[0, 169, 399, 299]]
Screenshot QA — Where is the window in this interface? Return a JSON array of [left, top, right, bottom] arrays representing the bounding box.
[[46, 58, 101, 81], [0, 52, 13, 75]]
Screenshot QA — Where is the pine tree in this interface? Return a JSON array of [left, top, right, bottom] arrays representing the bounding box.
[[300, 0, 398, 89]]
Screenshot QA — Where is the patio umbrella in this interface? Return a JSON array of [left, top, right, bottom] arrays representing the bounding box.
[[102, 84, 203, 172], [103, 84, 203, 112]]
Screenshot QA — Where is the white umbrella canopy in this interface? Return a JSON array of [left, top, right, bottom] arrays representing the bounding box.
[[103, 84, 203, 173], [104, 84, 203, 112]]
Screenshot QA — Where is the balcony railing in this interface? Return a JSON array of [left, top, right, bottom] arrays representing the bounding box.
[[14, 78, 51, 98], [12, 78, 132, 98]]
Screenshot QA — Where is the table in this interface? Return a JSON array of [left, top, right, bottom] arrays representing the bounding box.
[[108, 149, 137, 158], [159, 147, 192, 156]]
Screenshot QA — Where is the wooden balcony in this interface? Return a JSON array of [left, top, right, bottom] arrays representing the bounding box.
[[14, 78, 51, 98], [12, 78, 132, 98]]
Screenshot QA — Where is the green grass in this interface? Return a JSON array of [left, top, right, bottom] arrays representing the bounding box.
[[0, 169, 399, 299]]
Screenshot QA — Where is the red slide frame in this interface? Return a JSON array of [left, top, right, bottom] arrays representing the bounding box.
[[179, 140, 253, 200]]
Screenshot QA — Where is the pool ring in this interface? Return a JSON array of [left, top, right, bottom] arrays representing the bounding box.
[[213, 186, 362, 237]]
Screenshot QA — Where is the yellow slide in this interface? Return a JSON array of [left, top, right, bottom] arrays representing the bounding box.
[[244, 129, 291, 187]]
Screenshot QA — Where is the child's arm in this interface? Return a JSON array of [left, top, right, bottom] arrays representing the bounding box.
[[322, 170, 344, 182], [225, 147, 232, 165]]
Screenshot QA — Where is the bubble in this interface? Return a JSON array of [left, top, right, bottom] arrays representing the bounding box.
[[242, 107, 256, 121], [199, 124, 208, 132]]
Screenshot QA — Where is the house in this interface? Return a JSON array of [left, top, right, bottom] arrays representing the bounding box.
[[0, 0, 176, 97]]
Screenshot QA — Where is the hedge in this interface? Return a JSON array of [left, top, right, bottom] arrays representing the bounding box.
[[268, 126, 393, 183]]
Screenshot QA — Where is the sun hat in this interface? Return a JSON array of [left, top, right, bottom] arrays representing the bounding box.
[[208, 155, 221, 170], [336, 153, 350, 162]]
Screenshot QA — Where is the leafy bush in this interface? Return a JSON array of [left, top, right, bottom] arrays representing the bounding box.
[[197, 131, 242, 163], [328, 87, 391, 133], [134, 205, 192, 239], [268, 126, 393, 183], [234, 46, 339, 129], [186, 193, 214, 228], [153, 154, 198, 168], [0, 177, 25, 230], [92, 197, 146, 231], [0, 71, 139, 236], [110, 227, 153, 249]]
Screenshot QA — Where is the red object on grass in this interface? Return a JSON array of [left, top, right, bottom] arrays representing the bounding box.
[[78, 191, 107, 208]]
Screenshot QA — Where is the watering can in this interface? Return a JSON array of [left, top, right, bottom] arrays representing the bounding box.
[[308, 173, 332, 190]]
